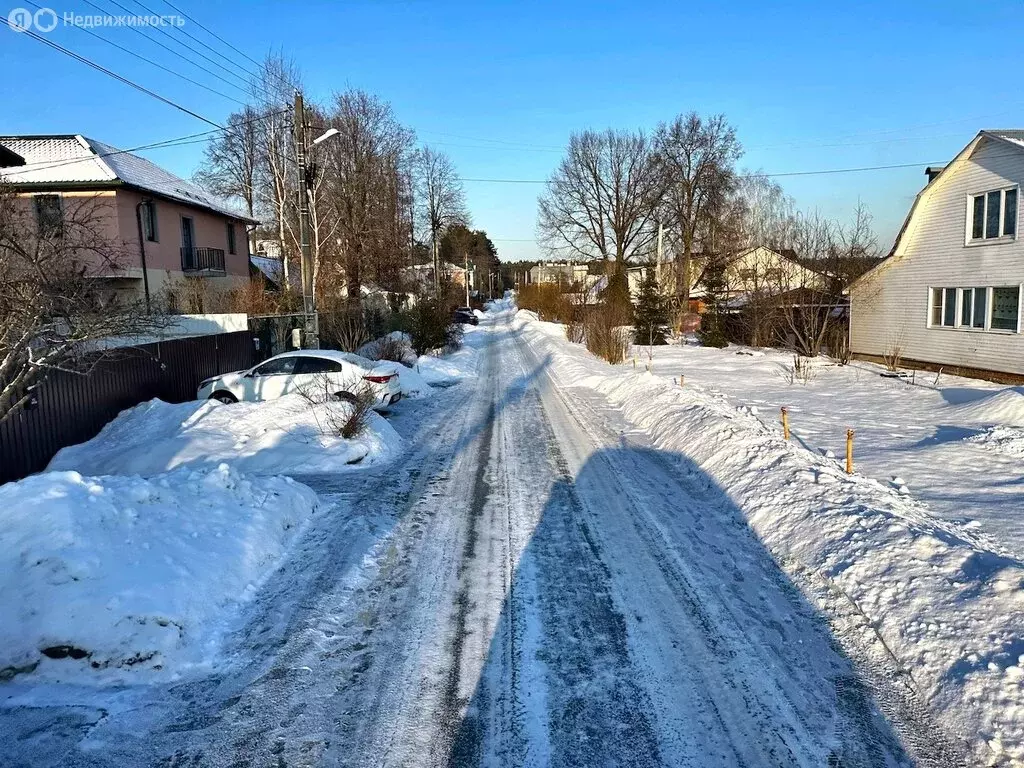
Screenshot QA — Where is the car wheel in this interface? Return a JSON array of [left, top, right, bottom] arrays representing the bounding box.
[[210, 391, 237, 404], [333, 391, 358, 404]]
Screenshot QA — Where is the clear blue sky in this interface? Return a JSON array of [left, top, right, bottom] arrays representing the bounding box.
[[4, 0, 1024, 261]]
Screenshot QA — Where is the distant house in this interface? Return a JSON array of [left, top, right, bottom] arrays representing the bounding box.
[[850, 131, 1024, 382], [0, 134, 257, 305], [529, 261, 590, 286], [407, 261, 468, 289]]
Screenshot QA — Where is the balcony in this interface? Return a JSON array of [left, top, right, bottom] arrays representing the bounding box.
[[181, 246, 226, 275]]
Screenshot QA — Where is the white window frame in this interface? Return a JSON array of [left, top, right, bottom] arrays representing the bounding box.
[[928, 284, 1023, 333], [965, 185, 1019, 245]]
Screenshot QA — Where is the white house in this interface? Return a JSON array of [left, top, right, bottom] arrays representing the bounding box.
[[850, 130, 1024, 382]]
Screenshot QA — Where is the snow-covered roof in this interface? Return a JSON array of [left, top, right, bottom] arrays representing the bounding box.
[[0, 134, 257, 223], [984, 129, 1024, 149]]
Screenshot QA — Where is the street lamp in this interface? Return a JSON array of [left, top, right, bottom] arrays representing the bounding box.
[[294, 92, 341, 348]]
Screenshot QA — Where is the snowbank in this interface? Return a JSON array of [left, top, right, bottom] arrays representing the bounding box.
[[357, 331, 418, 367], [49, 395, 402, 477], [969, 426, 1024, 458], [514, 310, 1024, 765], [0, 464, 317, 682], [949, 388, 1024, 427], [415, 346, 479, 386]]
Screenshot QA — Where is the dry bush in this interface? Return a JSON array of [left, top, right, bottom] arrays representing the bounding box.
[[320, 310, 370, 352], [370, 334, 411, 364], [566, 319, 585, 344], [517, 283, 574, 323], [584, 306, 631, 364], [297, 373, 374, 439], [826, 323, 851, 365], [883, 332, 904, 373], [788, 354, 817, 385], [229, 279, 283, 315]]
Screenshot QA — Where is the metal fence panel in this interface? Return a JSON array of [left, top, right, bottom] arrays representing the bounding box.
[[0, 331, 255, 485]]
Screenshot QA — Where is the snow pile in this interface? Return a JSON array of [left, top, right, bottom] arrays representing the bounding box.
[[0, 464, 317, 682], [515, 310, 1024, 764], [415, 346, 479, 386], [357, 331, 418, 366], [968, 426, 1024, 458], [343, 350, 432, 400], [949, 388, 1024, 427], [50, 395, 402, 477]]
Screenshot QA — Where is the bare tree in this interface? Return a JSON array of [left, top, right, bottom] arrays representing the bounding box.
[[194, 107, 261, 254], [0, 188, 163, 424], [655, 113, 742, 308], [414, 146, 468, 292], [769, 203, 878, 356], [537, 128, 660, 272], [250, 53, 302, 290], [322, 90, 416, 303]]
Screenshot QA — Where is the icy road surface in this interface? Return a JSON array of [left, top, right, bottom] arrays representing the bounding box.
[[0, 313, 959, 767]]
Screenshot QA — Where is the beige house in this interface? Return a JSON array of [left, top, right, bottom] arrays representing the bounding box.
[[850, 130, 1024, 382], [0, 135, 257, 305]]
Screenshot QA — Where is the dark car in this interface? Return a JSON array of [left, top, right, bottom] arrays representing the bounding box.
[[453, 307, 479, 325]]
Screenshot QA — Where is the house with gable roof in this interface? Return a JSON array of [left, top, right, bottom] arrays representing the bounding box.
[[0, 134, 257, 306], [850, 130, 1024, 382]]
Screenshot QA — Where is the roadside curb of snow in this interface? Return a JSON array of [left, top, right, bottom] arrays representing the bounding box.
[[514, 311, 1024, 765]]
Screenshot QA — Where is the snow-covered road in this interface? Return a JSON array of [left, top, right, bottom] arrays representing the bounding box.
[[0, 311, 960, 767]]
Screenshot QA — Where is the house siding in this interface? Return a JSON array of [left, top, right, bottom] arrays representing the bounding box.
[[851, 136, 1024, 376]]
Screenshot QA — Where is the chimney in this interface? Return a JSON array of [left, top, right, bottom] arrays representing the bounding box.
[[925, 166, 945, 183]]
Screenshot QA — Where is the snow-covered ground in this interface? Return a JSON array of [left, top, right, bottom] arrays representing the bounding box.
[[0, 464, 317, 683], [49, 396, 402, 477], [0, 335, 481, 690], [518, 314, 1024, 765], [634, 340, 1024, 560]]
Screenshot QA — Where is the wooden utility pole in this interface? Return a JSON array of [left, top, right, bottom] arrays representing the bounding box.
[[294, 91, 318, 348]]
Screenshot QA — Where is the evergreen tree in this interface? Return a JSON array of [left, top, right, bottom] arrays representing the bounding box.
[[698, 259, 729, 348], [633, 268, 668, 345]]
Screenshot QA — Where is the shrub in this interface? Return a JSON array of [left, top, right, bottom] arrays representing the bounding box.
[[402, 293, 462, 355], [517, 283, 574, 323], [296, 373, 374, 439], [371, 334, 413, 364], [584, 306, 631, 364], [566, 319, 585, 344]]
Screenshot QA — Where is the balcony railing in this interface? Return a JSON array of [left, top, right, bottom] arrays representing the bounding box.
[[181, 246, 226, 274]]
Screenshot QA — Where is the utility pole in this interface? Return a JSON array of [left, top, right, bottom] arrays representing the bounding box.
[[655, 220, 664, 288], [464, 251, 471, 306], [294, 91, 318, 348]]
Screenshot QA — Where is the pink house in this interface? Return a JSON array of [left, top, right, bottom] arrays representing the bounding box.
[[0, 135, 258, 305]]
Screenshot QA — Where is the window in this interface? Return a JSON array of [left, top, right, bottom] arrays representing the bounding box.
[[991, 287, 1020, 331], [959, 287, 987, 329], [34, 194, 62, 237], [294, 356, 344, 375], [969, 187, 1018, 241], [930, 285, 1019, 332], [253, 356, 297, 376], [226, 221, 236, 254], [141, 201, 158, 242]]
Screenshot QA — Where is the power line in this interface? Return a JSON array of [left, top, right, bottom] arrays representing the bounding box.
[[457, 158, 966, 185], [23, 0, 249, 107], [5, 107, 290, 175], [97, 0, 252, 89], [160, 0, 263, 69], [75, 0, 252, 99], [8, 21, 221, 127], [128, 0, 259, 81]]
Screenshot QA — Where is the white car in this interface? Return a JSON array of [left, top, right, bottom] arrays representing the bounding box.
[[196, 350, 402, 410]]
